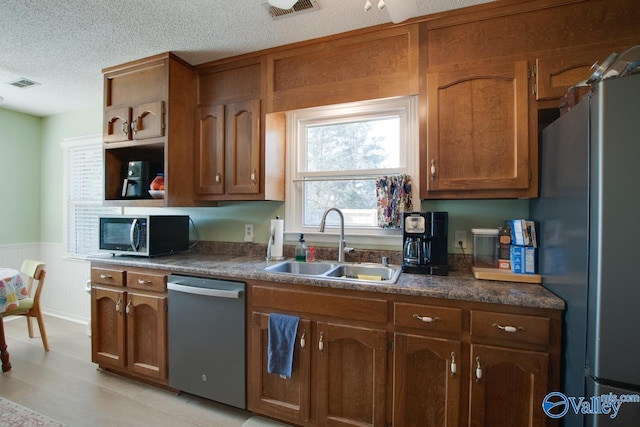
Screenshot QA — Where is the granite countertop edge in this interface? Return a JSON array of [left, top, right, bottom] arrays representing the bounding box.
[[88, 252, 565, 311]]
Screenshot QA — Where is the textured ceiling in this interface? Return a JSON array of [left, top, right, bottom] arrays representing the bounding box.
[[0, 0, 494, 117]]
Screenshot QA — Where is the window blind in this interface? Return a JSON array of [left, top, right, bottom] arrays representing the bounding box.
[[62, 135, 120, 258]]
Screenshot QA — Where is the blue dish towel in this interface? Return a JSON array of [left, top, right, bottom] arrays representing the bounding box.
[[267, 313, 300, 379]]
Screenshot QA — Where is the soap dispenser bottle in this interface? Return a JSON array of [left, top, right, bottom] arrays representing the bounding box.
[[295, 234, 307, 262]]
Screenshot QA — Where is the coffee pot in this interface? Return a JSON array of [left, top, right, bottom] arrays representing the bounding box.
[[401, 212, 448, 275], [121, 160, 149, 198]]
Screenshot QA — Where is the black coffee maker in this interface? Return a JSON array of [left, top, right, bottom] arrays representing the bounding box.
[[401, 212, 448, 275], [121, 160, 150, 198]]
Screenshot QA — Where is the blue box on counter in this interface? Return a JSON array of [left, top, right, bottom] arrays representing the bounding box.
[[506, 219, 537, 247], [510, 245, 537, 274]]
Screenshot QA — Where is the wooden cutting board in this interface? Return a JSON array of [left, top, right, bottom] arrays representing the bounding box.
[[472, 267, 542, 284]]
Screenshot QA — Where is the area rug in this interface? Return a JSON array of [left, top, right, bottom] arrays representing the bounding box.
[[0, 397, 65, 427]]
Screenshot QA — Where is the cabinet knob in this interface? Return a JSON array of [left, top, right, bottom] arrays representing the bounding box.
[[122, 121, 129, 137], [318, 332, 324, 352], [100, 273, 112, 279], [492, 323, 525, 333], [430, 160, 436, 180], [300, 332, 306, 349], [215, 173, 222, 184], [450, 351, 457, 376], [251, 169, 257, 185], [131, 119, 138, 134], [475, 356, 482, 382], [115, 297, 122, 314], [413, 314, 441, 323], [125, 300, 132, 315], [137, 279, 152, 285]]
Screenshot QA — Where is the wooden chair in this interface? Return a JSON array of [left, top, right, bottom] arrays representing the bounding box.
[[1, 260, 49, 351]]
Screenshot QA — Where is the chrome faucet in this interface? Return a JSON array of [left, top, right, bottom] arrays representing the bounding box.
[[319, 207, 353, 262]]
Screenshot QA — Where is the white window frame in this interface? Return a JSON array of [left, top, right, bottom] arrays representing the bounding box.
[[285, 96, 419, 247], [62, 134, 121, 259]]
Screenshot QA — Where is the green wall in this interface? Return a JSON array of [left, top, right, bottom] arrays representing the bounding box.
[[4, 105, 529, 250], [0, 108, 42, 244]]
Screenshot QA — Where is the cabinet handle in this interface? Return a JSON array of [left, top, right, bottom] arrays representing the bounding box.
[[121, 121, 129, 137], [115, 297, 122, 314], [100, 273, 112, 279], [251, 169, 257, 185], [125, 300, 132, 315], [131, 119, 138, 134], [137, 279, 152, 285], [450, 351, 457, 376], [300, 332, 306, 349], [318, 332, 324, 352], [475, 356, 482, 382], [492, 323, 525, 333], [413, 314, 441, 323], [215, 173, 222, 184], [430, 160, 436, 180]]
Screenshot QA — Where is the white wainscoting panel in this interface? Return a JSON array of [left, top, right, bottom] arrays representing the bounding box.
[[1, 243, 91, 324]]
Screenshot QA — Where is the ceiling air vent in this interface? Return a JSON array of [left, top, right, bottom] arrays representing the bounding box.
[[8, 78, 41, 89], [263, 0, 319, 20]]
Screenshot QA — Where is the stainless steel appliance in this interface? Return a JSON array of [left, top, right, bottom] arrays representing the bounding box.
[[99, 215, 189, 256], [121, 160, 150, 198], [401, 211, 448, 275], [531, 73, 640, 426], [168, 275, 246, 409]]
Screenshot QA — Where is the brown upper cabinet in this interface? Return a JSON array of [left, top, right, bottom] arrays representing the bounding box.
[[195, 57, 285, 201], [102, 53, 196, 206], [267, 25, 420, 112], [422, 60, 531, 198]]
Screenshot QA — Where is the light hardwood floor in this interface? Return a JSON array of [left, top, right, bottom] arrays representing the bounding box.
[[0, 315, 252, 426]]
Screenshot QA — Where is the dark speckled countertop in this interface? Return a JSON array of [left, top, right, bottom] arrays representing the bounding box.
[[89, 249, 565, 311]]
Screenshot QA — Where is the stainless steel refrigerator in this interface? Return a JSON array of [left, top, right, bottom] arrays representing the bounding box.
[[531, 73, 640, 426]]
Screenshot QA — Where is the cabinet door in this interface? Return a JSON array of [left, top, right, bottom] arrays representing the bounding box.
[[393, 333, 462, 427], [469, 344, 549, 427], [126, 291, 167, 381], [316, 322, 387, 427], [424, 60, 530, 195], [104, 107, 132, 143], [131, 101, 165, 140], [226, 99, 261, 195], [91, 286, 126, 369], [195, 104, 226, 195], [249, 312, 311, 424]]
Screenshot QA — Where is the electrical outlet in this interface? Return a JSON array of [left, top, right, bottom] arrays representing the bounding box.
[[454, 230, 467, 249], [244, 224, 254, 242]]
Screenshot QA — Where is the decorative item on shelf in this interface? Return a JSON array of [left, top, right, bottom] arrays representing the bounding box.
[[376, 174, 412, 228], [149, 173, 165, 199]]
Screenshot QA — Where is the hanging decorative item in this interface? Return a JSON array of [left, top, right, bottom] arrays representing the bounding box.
[[376, 174, 413, 228]]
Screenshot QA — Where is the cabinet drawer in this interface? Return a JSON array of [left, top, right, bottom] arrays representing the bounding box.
[[470, 310, 550, 346], [91, 267, 125, 287], [127, 271, 167, 292], [394, 303, 462, 334]]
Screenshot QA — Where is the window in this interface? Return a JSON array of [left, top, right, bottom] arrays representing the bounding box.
[[285, 96, 419, 245], [62, 135, 120, 258]]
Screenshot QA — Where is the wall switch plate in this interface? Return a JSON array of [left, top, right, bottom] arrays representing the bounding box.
[[244, 224, 254, 242], [454, 230, 467, 249]]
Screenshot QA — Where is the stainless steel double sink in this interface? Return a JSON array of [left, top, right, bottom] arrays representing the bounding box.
[[264, 260, 402, 284]]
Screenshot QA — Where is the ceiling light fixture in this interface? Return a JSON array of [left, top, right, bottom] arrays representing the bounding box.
[[268, 0, 298, 9], [364, 0, 420, 23]]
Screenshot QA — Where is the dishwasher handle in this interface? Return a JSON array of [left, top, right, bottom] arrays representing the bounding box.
[[168, 282, 243, 299]]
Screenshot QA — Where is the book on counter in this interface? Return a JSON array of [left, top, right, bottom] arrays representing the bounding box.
[[506, 219, 538, 274]]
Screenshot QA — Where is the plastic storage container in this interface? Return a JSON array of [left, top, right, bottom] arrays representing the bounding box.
[[471, 228, 499, 268]]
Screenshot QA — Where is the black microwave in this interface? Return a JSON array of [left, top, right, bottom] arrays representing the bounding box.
[[99, 215, 190, 257]]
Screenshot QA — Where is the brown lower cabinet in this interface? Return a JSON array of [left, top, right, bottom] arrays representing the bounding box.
[[90, 264, 169, 385], [248, 281, 561, 427]]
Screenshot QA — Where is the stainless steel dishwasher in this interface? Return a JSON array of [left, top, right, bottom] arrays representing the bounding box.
[[167, 275, 246, 409]]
